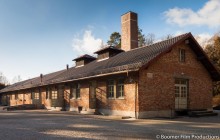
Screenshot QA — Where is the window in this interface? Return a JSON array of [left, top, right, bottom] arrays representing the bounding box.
[[15, 94, 18, 100], [34, 92, 39, 99], [70, 85, 76, 99], [107, 80, 115, 98], [31, 90, 34, 99], [76, 84, 80, 99], [51, 90, 58, 99], [117, 79, 125, 98], [46, 88, 50, 99], [179, 49, 185, 62]]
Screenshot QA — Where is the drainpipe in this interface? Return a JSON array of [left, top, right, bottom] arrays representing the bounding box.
[[135, 81, 138, 119]]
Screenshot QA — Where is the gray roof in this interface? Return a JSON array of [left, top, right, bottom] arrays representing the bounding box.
[[1, 32, 219, 93]]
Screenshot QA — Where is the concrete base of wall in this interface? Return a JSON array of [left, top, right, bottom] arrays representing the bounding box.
[[69, 107, 78, 111], [98, 109, 136, 118], [68, 107, 95, 114], [50, 107, 62, 111], [137, 110, 175, 119]]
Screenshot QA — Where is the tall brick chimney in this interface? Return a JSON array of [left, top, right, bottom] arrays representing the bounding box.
[[121, 11, 138, 51]]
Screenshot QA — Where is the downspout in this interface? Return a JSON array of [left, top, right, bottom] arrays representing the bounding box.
[[135, 81, 138, 119]]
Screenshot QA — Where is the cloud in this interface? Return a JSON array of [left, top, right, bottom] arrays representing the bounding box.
[[164, 0, 220, 28], [72, 30, 103, 56], [194, 33, 212, 47]]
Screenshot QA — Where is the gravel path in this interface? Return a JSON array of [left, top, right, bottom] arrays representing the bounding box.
[[0, 109, 219, 140]]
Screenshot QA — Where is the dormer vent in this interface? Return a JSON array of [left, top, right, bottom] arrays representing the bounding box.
[[73, 54, 96, 67], [94, 46, 124, 61]]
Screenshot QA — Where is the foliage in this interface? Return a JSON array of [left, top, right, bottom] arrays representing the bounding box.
[[204, 36, 220, 96], [107, 32, 121, 48], [12, 75, 22, 84], [145, 33, 155, 46], [107, 29, 155, 48], [0, 72, 9, 85], [138, 29, 146, 47]]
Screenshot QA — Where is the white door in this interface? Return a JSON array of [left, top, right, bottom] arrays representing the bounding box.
[[175, 79, 188, 109]]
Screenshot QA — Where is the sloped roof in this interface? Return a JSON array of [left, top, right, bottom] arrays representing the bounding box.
[[94, 46, 124, 54], [73, 54, 96, 61], [1, 32, 219, 93]]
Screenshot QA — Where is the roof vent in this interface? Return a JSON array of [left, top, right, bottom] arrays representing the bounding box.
[[40, 74, 43, 83], [73, 54, 96, 67], [66, 64, 69, 70], [185, 39, 189, 44]]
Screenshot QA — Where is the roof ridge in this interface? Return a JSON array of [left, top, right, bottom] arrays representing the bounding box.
[[124, 32, 191, 52]]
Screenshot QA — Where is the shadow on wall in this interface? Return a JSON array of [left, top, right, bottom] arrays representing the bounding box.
[[96, 87, 107, 109]]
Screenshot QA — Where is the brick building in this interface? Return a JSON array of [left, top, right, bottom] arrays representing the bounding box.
[[0, 11, 219, 118]]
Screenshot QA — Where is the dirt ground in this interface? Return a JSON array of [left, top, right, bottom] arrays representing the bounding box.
[[0, 109, 219, 140]]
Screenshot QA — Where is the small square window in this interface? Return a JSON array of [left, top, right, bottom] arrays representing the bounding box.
[[107, 80, 115, 98], [34, 92, 39, 99], [51, 90, 58, 99]]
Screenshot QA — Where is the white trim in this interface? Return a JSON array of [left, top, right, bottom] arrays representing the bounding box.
[[97, 57, 109, 62], [75, 64, 84, 68]]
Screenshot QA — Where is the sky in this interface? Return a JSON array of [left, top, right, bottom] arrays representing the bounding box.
[[0, 0, 220, 83]]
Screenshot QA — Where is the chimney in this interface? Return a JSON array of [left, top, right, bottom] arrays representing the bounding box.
[[121, 11, 138, 51]]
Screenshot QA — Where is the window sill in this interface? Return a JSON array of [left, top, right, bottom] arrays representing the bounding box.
[[108, 97, 115, 100], [116, 97, 125, 100]]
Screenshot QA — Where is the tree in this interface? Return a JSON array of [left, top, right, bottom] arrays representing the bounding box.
[[107, 28, 154, 48], [12, 75, 22, 84], [107, 32, 121, 48], [0, 72, 9, 85], [204, 35, 220, 96], [0, 83, 6, 90], [164, 34, 173, 40], [205, 36, 220, 69], [145, 33, 155, 46], [138, 28, 146, 47]]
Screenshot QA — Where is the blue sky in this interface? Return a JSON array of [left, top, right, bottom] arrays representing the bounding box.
[[0, 0, 220, 83]]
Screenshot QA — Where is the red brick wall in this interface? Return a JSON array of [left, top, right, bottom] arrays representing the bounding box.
[[95, 74, 137, 112], [139, 42, 213, 112], [69, 81, 90, 110], [61, 74, 138, 114]]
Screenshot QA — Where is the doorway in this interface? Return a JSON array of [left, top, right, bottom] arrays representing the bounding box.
[[175, 79, 188, 110]]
